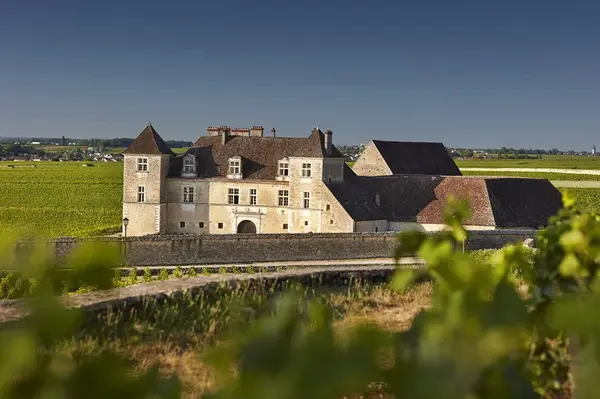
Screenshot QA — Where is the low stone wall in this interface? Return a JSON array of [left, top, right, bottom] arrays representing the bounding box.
[[0, 265, 404, 325], [16, 229, 537, 267]]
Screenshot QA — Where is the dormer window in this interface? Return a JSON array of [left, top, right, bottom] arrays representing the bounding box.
[[181, 155, 196, 178], [375, 193, 381, 206], [276, 158, 290, 181], [278, 161, 289, 176], [227, 156, 242, 179], [183, 158, 194, 173]]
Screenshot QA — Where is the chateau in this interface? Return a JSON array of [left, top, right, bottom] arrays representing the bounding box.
[[122, 124, 563, 236]]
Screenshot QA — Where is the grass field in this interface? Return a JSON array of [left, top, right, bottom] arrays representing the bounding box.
[[455, 155, 600, 169], [60, 276, 433, 397], [0, 161, 122, 237], [461, 170, 600, 181]]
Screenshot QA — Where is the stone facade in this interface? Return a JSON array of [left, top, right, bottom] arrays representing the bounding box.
[[121, 124, 563, 236]]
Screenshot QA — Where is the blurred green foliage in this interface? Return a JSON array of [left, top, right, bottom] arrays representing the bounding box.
[[0, 241, 181, 398], [1, 193, 600, 398]]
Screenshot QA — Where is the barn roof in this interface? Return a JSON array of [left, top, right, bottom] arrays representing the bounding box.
[[326, 174, 562, 228]]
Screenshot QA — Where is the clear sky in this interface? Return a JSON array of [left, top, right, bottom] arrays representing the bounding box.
[[1, 0, 599, 149]]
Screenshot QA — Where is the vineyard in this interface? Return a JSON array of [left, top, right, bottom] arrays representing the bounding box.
[[455, 154, 600, 169], [558, 188, 600, 214], [461, 170, 600, 181], [0, 161, 122, 237]]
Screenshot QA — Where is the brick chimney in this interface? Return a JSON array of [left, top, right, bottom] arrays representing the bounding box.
[[271, 127, 276, 137], [324, 129, 333, 156]]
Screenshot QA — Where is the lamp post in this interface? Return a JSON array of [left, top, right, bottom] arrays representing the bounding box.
[[122, 217, 129, 265]]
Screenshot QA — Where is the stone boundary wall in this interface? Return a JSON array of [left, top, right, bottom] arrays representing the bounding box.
[[16, 230, 537, 267], [0, 265, 407, 325]]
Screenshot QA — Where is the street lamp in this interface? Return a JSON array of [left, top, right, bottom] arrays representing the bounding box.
[[122, 217, 129, 265], [122, 217, 129, 238]]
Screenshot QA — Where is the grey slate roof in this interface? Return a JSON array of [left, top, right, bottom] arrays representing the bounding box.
[[123, 125, 175, 155], [371, 140, 462, 176]]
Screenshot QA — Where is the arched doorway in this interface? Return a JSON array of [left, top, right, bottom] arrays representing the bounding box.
[[237, 220, 257, 234]]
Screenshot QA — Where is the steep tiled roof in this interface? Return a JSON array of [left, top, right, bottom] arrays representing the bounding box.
[[172, 131, 344, 180], [326, 175, 562, 227], [293, 129, 345, 158], [371, 141, 461, 176], [123, 125, 175, 155]]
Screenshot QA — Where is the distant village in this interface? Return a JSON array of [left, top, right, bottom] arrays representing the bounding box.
[[0, 135, 190, 162], [0, 142, 124, 162], [0, 135, 598, 163]]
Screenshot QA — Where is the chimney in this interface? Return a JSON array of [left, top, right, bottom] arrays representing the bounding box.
[[324, 129, 333, 156], [271, 127, 276, 137], [221, 127, 228, 145], [250, 126, 264, 137]]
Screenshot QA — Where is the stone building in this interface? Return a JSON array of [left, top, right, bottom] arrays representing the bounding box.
[[122, 124, 563, 236]]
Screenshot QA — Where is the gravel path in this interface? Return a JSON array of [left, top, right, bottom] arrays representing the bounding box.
[[550, 181, 600, 188]]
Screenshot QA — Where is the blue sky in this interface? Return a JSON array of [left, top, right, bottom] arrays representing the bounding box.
[[1, 0, 599, 149]]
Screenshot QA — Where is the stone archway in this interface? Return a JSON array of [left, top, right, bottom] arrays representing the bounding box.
[[237, 220, 257, 234]]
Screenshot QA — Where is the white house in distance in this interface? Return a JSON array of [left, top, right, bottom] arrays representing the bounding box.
[[121, 124, 563, 236]]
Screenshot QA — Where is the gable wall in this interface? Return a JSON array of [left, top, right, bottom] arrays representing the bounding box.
[[351, 142, 392, 176]]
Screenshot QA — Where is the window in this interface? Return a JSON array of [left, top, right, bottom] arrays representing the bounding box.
[[199, 222, 205, 228], [278, 190, 289, 206], [180, 221, 186, 228], [301, 163, 312, 177], [326, 204, 330, 211], [183, 186, 194, 203], [250, 189, 257, 205], [375, 227, 379, 232], [375, 193, 381, 206], [228, 188, 239, 204], [278, 161, 289, 176], [183, 158, 194, 173], [218, 222, 224, 229], [283, 223, 288, 230], [303, 192, 310, 209], [229, 159, 241, 175], [137, 186, 145, 202], [137, 158, 148, 172], [304, 221, 309, 226], [330, 220, 334, 224]]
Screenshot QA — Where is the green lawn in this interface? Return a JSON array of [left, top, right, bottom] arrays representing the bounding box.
[[455, 155, 600, 169], [0, 161, 122, 238]]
